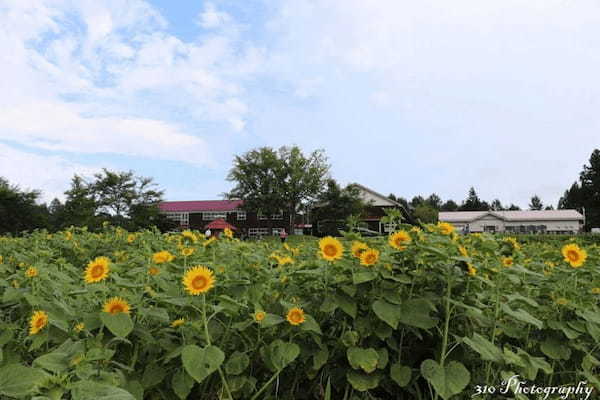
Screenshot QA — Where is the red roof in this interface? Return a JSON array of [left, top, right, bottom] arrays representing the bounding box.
[[204, 219, 237, 230], [159, 200, 243, 213]]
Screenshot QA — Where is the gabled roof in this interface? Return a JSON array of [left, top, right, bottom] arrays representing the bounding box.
[[439, 210, 584, 223], [351, 183, 402, 207], [159, 200, 243, 213]]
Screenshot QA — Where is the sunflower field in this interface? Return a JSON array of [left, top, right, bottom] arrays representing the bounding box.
[[0, 224, 599, 400]]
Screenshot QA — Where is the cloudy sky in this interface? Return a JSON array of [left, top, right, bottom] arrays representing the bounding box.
[[1, 0, 599, 207]]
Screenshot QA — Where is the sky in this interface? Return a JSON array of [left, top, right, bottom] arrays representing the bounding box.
[[1, 0, 600, 208]]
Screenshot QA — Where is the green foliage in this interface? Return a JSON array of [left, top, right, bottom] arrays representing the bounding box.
[[0, 177, 49, 235]]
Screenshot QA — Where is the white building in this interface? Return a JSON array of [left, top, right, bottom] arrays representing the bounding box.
[[438, 210, 584, 234]]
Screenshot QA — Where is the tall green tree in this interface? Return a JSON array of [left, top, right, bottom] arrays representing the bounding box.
[[459, 187, 489, 211], [63, 175, 98, 229], [0, 177, 49, 235], [528, 195, 543, 210], [311, 179, 365, 232], [413, 203, 438, 223], [440, 200, 458, 211], [227, 146, 329, 233], [490, 199, 504, 211]]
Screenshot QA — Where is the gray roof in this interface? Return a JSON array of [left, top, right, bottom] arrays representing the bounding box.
[[439, 210, 584, 223]]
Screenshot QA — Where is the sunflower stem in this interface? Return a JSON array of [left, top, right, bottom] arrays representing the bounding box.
[[202, 294, 233, 400]]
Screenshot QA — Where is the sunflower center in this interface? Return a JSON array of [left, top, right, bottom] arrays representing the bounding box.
[[35, 318, 45, 328], [192, 276, 208, 290], [324, 245, 337, 257], [91, 265, 104, 278], [365, 254, 376, 264], [567, 250, 579, 262], [290, 312, 302, 323], [109, 305, 124, 314]]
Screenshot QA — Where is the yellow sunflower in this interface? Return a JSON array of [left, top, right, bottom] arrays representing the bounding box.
[[25, 267, 38, 278], [388, 231, 411, 250], [318, 236, 344, 261], [254, 311, 266, 322], [74, 322, 85, 332], [84, 256, 110, 283], [127, 234, 136, 243], [467, 264, 477, 277], [171, 318, 186, 328], [223, 228, 234, 239], [591, 287, 600, 295], [181, 247, 195, 257], [203, 237, 217, 247], [360, 248, 380, 267], [501, 257, 514, 267], [102, 297, 131, 314], [29, 311, 49, 335], [351, 241, 369, 258], [437, 222, 455, 235], [561, 244, 587, 268], [458, 246, 468, 257], [286, 307, 305, 326], [181, 230, 197, 243], [153, 251, 175, 264], [148, 266, 160, 276], [182, 266, 215, 295]]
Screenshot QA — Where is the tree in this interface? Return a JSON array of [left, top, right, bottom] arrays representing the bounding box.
[[227, 146, 330, 233], [578, 149, 600, 229], [440, 200, 458, 212], [507, 204, 521, 211], [528, 195, 543, 210], [63, 175, 100, 229], [311, 179, 365, 234], [425, 193, 442, 210], [459, 187, 489, 211], [414, 203, 438, 223], [0, 177, 49, 235], [558, 182, 583, 210], [490, 199, 504, 211]]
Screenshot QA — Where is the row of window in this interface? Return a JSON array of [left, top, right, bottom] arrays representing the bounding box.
[[248, 228, 285, 236], [165, 211, 287, 225]]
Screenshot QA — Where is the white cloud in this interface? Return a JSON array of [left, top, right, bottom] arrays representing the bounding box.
[[0, 143, 100, 202], [198, 3, 232, 29]]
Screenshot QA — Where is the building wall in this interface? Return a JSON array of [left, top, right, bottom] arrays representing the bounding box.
[[447, 217, 582, 234]]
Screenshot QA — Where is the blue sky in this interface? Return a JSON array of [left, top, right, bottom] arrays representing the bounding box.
[[1, 0, 600, 208]]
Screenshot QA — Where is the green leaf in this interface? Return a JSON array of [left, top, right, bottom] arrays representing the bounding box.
[[141, 363, 166, 389], [420, 359, 471, 400], [171, 370, 195, 400], [376, 348, 388, 369], [353, 270, 377, 284], [313, 347, 329, 370], [540, 338, 571, 360], [100, 312, 134, 338], [346, 371, 380, 392], [181, 345, 225, 384], [259, 313, 284, 328], [501, 304, 543, 329], [463, 333, 503, 362], [70, 381, 135, 400], [300, 314, 322, 335], [33, 351, 70, 373], [372, 299, 400, 329], [122, 380, 143, 400], [347, 347, 379, 373], [260, 340, 300, 372], [225, 352, 249, 375], [390, 364, 411, 387], [341, 331, 359, 347], [334, 293, 357, 319], [399, 299, 438, 330], [0, 364, 47, 397]]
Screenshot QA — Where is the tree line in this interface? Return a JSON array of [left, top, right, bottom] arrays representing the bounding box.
[[2, 147, 600, 235]]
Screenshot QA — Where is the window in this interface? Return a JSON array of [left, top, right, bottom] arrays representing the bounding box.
[[272, 228, 285, 236], [258, 213, 268, 220], [237, 211, 246, 221], [271, 211, 283, 220], [203, 212, 227, 220], [382, 223, 396, 233], [165, 212, 189, 226], [248, 228, 269, 237]]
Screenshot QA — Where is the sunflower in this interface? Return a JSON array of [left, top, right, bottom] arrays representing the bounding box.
[[203, 237, 217, 247], [181, 230, 197, 243], [254, 311, 266, 322], [148, 266, 160, 276], [437, 222, 455, 235], [503, 237, 521, 251], [74, 322, 85, 332], [25, 267, 38, 278], [501, 257, 514, 267], [184, 247, 196, 257], [388, 231, 411, 250], [29, 311, 49, 335], [102, 297, 131, 314], [171, 318, 186, 328], [127, 234, 136, 243], [286, 307, 305, 326], [458, 246, 468, 257], [153, 251, 175, 264], [561, 244, 587, 268], [223, 228, 233, 239], [182, 266, 215, 295], [318, 237, 344, 261], [351, 241, 369, 258], [360, 248, 380, 267], [467, 264, 477, 277], [84, 256, 110, 284], [591, 287, 600, 295]]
